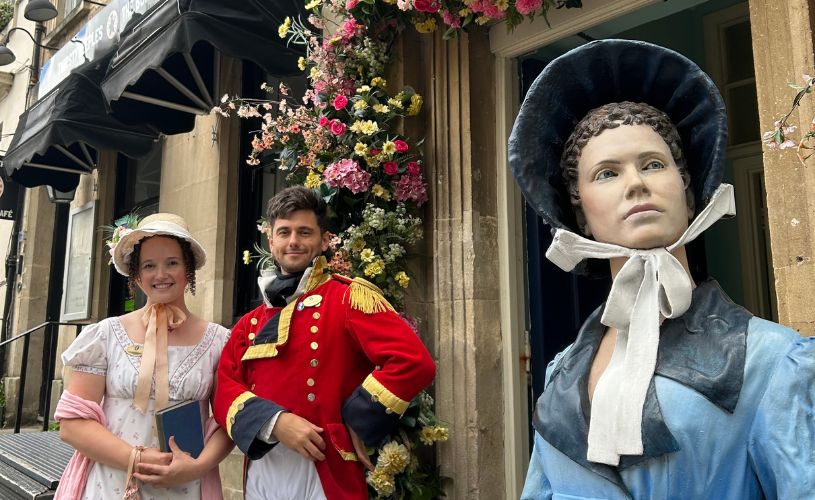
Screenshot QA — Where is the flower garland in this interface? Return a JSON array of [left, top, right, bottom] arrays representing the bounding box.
[[216, 1, 586, 496], [763, 74, 815, 164]]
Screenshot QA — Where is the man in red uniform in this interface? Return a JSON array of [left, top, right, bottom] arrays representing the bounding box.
[[214, 186, 436, 499]]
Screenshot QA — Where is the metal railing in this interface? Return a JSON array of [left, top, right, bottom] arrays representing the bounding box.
[[0, 321, 88, 433]]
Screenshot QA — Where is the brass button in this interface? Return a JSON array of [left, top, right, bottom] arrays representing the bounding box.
[[307, 378, 315, 387], [310, 341, 318, 350], [307, 393, 316, 402], [385, 408, 393, 414], [312, 312, 321, 320], [371, 394, 379, 403], [250, 318, 258, 326], [230, 416, 235, 424], [248, 333, 256, 340], [310, 359, 318, 368], [310, 326, 318, 334], [237, 403, 245, 411]]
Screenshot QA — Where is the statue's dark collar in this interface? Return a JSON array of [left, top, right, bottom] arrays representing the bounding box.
[[532, 279, 751, 492]]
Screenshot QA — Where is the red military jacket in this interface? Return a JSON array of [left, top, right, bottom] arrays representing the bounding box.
[[214, 258, 436, 499]]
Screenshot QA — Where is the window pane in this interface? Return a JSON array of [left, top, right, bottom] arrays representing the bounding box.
[[727, 83, 759, 144], [724, 21, 754, 83]]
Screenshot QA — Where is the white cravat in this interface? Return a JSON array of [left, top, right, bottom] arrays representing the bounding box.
[[545, 183, 736, 465]]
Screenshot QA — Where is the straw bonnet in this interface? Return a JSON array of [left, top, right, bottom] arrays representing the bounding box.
[[508, 39, 728, 233], [111, 213, 207, 276]]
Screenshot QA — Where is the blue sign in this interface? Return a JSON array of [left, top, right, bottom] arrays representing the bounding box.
[[38, 0, 165, 99]]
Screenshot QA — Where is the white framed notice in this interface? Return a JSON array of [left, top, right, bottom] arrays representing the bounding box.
[[61, 201, 96, 321]]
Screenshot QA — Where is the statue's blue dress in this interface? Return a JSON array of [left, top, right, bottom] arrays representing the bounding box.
[[522, 280, 815, 500]]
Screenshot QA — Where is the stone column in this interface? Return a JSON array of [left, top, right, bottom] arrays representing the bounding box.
[[404, 28, 505, 498], [749, 0, 815, 335]]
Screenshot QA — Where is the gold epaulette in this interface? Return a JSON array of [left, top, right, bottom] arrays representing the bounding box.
[[336, 275, 395, 314]]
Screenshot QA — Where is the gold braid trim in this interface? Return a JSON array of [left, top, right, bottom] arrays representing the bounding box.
[[347, 278, 395, 314], [241, 257, 331, 362], [226, 391, 255, 438], [336, 449, 359, 461], [362, 374, 409, 416]]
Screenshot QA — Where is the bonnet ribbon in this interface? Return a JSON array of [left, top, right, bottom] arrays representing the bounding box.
[[545, 183, 735, 465], [134, 303, 187, 413]]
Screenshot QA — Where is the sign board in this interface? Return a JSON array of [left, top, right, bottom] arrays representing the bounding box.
[[0, 172, 20, 221], [39, 0, 165, 99], [61, 201, 96, 321]]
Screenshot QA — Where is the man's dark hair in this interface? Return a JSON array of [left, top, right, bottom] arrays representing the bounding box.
[[561, 101, 695, 234], [266, 186, 329, 232]]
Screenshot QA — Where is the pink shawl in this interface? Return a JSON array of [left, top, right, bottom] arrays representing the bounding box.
[[54, 390, 223, 499]]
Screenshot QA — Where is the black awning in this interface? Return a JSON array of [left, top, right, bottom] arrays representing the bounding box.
[[101, 0, 306, 135], [3, 50, 159, 192]]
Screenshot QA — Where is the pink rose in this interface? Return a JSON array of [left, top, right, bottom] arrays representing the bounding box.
[[330, 119, 346, 136], [394, 139, 409, 153], [369, 148, 381, 156], [383, 162, 399, 175], [413, 0, 440, 12], [319, 116, 329, 127], [346, 0, 358, 8], [407, 161, 421, 176], [514, 0, 542, 15], [333, 95, 348, 110]]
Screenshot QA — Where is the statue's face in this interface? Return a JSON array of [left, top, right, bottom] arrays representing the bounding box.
[[576, 124, 692, 249]]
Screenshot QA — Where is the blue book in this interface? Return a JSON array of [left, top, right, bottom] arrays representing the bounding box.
[[155, 400, 205, 459]]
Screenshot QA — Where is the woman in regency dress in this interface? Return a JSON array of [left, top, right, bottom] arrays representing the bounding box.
[[55, 213, 233, 499], [510, 40, 815, 499]]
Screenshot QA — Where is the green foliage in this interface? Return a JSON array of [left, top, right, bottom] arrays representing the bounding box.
[[0, 2, 13, 33]]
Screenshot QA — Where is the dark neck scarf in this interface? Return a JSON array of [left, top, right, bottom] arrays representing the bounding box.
[[264, 269, 305, 307]]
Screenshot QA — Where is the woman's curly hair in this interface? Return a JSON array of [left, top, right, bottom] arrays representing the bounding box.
[[127, 235, 197, 296], [560, 101, 695, 234]]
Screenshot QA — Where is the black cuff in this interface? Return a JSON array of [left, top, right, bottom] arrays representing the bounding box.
[[232, 397, 286, 460], [341, 386, 400, 448]]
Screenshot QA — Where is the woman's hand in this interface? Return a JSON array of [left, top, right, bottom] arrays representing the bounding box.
[[133, 437, 204, 488], [138, 448, 172, 467]]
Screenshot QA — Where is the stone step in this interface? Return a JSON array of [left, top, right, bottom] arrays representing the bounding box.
[[0, 432, 72, 499]]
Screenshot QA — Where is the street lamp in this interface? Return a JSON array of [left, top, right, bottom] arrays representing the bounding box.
[[24, 0, 58, 23], [0, 27, 60, 67]]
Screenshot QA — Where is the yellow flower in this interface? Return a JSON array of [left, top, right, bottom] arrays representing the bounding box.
[[354, 142, 367, 156], [371, 77, 387, 88], [278, 17, 292, 38], [395, 271, 410, 288], [387, 98, 403, 110], [305, 0, 322, 8], [459, 7, 472, 16], [376, 441, 410, 475], [350, 120, 380, 135], [351, 239, 365, 252], [364, 259, 385, 277], [356, 85, 372, 93], [382, 141, 396, 155], [373, 104, 389, 114], [304, 170, 322, 188], [372, 184, 391, 200], [419, 426, 436, 445], [242, 250, 251, 265], [310, 67, 319, 80], [297, 57, 306, 71], [495, 0, 508, 10], [433, 425, 450, 442], [414, 18, 437, 33], [360, 248, 376, 263], [353, 99, 369, 110], [367, 469, 396, 497], [475, 14, 490, 25], [407, 94, 423, 116]]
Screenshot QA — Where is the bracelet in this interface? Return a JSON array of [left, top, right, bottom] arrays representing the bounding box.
[[123, 445, 145, 499]]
